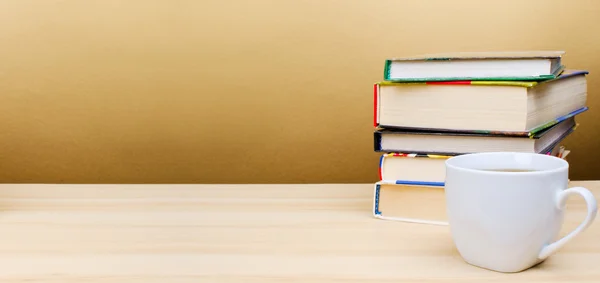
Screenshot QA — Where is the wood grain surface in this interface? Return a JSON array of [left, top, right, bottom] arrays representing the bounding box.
[[0, 181, 598, 282]]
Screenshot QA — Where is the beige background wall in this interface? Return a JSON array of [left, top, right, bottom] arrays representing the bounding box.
[[0, 0, 599, 183]]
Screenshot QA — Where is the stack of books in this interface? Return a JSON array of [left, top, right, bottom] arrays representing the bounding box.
[[371, 51, 588, 225]]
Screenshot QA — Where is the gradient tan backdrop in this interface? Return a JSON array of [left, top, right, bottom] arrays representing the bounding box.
[[0, 0, 599, 183]]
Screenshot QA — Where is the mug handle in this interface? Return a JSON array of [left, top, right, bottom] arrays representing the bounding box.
[[538, 187, 598, 260]]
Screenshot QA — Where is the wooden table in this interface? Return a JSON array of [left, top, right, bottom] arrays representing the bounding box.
[[0, 181, 598, 282]]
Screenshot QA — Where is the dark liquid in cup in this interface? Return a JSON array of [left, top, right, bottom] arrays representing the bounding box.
[[481, 169, 537, 172]]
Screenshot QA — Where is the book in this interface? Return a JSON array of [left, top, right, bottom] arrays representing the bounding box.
[[373, 70, 588, 133], [379, 143, 564, 185], [379, 153, 451, 186], [374, 116, 577, 155], [373, 181, 447, 225], [384, 51, 564, 82]]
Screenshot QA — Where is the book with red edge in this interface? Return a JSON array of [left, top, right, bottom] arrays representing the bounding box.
[[373, 70, 588, 134]]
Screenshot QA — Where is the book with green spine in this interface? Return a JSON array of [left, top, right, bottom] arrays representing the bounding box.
[[384, 51, 565, 82]]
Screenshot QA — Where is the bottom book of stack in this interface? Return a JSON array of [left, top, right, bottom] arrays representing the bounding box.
[[373, 180, 448, 225]]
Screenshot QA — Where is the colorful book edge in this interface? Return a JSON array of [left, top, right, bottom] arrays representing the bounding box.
[[384, 74, 559, 82], [528, 107, 587, 135], [383, 60, 392, 82], [373, 83, 379, 127], [378, 69, 586, 87]]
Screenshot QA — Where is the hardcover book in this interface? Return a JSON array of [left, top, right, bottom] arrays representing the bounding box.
[[378, 143, 565, 185], [374, 116, 577, 155], [379, 153, 450, 186], [373, 181, 447, 225], [374, 70, 588, 133], [384, 51, 564, 82]]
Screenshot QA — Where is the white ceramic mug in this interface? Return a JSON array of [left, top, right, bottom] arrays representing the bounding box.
[[444, 152, 598, 273]]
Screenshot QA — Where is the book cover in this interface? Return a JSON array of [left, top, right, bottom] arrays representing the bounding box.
[[373, 70, 589, 136], [383, 51, 565, 81], [379, 143, 569, 186], [378, 69, 586, 88], [378, 153, 450, 186], [373, 118, 577, 155]]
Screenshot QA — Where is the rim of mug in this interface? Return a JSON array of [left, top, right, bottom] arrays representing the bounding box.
[[445, 152, 569, 175]]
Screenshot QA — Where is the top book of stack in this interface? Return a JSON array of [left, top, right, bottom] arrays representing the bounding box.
[[384, 51, 565, 82]]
